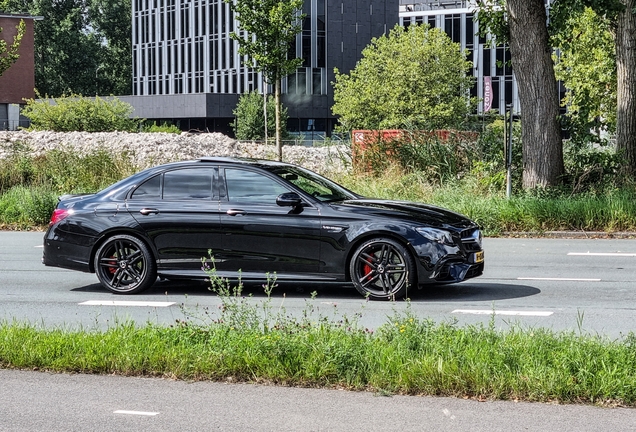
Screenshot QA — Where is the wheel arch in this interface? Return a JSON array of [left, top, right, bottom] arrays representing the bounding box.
[[88, 229, 157, 273], [343, 231, 419, 283]]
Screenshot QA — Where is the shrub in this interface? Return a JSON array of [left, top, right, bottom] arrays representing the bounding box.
[[22, 94, 142, 132], [0, 185, 57, 226], [232, 91, 290, 141], [143, 121, 182, 134], [353, 130, 478, 184]]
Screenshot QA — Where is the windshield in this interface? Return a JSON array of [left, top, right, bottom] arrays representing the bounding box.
[[267, 166, 358, 202]]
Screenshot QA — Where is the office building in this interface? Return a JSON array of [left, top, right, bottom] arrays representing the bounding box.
[[124, 0, 399, 136]]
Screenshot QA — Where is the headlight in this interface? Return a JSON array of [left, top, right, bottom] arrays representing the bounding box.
[[415, 227, 455, 245]]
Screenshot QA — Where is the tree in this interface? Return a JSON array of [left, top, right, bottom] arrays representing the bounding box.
[[477, 0, 564, 189], [87, 0, 132, 95], [0, 19, 25, 77], [548, 0, 636, 176], [552, 8, 616, 145], [225, 0, 304, 161], [232, 91, 289, 141], [332, 24, 475, 131]]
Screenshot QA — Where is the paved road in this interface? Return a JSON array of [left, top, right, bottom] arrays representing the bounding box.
[[1, 369, 635, 432], [2, 231, 636, 337], [2, 231, 636, 430]]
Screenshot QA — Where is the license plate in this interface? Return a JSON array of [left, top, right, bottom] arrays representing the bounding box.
[[473, 251, 484, 263]]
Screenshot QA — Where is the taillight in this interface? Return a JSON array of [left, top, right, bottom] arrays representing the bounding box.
[[50, 209, 71, 225]]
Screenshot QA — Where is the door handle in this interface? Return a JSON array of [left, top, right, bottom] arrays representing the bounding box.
[[139, 208, 159, 215], [226, 209, 246, 216]]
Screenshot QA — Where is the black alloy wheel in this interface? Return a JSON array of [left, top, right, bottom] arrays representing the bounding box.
[[94, 234, 157, 294], [349, 237, 416, 300]]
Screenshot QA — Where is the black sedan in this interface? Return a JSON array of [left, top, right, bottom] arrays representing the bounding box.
[[43, 157, 484, 300]]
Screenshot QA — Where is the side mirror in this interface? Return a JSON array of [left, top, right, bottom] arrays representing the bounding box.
[[276, 192, 303, 207]]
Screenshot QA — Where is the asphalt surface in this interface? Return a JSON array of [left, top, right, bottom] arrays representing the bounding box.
[[1, 369, 635, 432], [2, 231, 636, 430], [3, 231, 636, 337]]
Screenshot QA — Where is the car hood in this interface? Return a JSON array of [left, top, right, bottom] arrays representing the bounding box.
[[332, 199, 476, 229]]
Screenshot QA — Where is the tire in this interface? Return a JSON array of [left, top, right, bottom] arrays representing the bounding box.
[[349, 237, 416, 300], [94, 234, 157, 294]]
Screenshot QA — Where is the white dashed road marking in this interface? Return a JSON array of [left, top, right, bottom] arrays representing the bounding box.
[[114, 410, 159, 416], [79, 300, 175, 307], [452, 309, 553, 317], [517, 277, 601, 282], [568, 252, 636, 257]]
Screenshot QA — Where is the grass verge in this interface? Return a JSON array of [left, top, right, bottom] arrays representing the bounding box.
[[2, 293, 636, 406]]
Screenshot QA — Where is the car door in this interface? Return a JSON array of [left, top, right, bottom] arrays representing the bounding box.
[[215, 166, 323, 278], [126, 167, 223, 274]]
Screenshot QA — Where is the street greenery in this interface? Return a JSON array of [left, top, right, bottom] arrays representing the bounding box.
[[477, 0, 564, 189], [332, 24, 475, 132], [552, 7, 617, 147], [232, 91, 290, 141], [21, 94, 141, 132], [1, 137, 636, 233], [2, 274, 636, 406], [225, 0, 304, 160]]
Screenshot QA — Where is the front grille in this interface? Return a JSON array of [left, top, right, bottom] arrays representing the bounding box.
[[460, 228, 482, 253]]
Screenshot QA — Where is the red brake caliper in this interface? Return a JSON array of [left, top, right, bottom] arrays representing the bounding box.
[[363, 258, 372, 276], [108, 255, 117, 274]]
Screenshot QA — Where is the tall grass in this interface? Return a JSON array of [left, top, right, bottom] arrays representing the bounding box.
[[2, 145, 636, 233], [0, 147, 138, 195], [2, 303, 636, 405], [0, 145, 138, 227], [337, 170, 636, 234]]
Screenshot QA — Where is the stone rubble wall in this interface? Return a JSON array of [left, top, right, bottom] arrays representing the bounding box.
[[0, 131, 350, 175]]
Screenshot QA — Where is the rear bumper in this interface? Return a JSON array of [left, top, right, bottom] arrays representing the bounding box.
[[42, 228, 94, 273]]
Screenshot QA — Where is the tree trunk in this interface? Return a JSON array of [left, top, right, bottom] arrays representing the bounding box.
[[507, 0, 564, 188], [615, 0, 636, 176], [275, 77, 282, 161]]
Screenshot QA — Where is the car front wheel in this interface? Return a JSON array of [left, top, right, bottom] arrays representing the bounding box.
[[349, 237, 416, 300], [94, 234, 157, 294]]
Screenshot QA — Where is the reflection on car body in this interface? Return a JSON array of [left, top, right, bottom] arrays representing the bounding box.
[[43, 157, 484, 300]]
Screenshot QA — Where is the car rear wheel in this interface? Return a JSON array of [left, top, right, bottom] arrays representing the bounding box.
[[349, 237, 416, 300], [94, 234, 157, 294]]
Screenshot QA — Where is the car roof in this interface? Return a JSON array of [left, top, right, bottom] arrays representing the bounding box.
[[198, 156, 296, 168]]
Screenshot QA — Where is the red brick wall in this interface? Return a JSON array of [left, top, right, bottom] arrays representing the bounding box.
[[0, 16, 35, 104]]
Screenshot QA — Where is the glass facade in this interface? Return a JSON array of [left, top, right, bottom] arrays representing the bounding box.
[[132, 0, 328, 97]]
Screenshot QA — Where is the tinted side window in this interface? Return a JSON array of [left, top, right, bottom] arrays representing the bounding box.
[[225, 168, 289, 204], [131, 175, 161, 199], [163, 168, 213, 200]]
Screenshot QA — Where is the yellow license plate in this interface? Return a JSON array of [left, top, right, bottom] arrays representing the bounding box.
[[473, 251, 484, 263]]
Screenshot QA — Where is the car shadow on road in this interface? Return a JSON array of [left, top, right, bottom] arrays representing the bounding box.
[[408, 282, 540, 302], [72, 280, 540, 303]]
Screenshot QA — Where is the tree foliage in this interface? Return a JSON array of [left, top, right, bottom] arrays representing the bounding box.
[[0, 19, 25, 77], [553, 7, 617, 145], [332, 24, 475, 132], [232, 91, 289, 141], [0, 0, 131, 96], [22, 94, 141, 132], [225, 0, 304, 159]]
